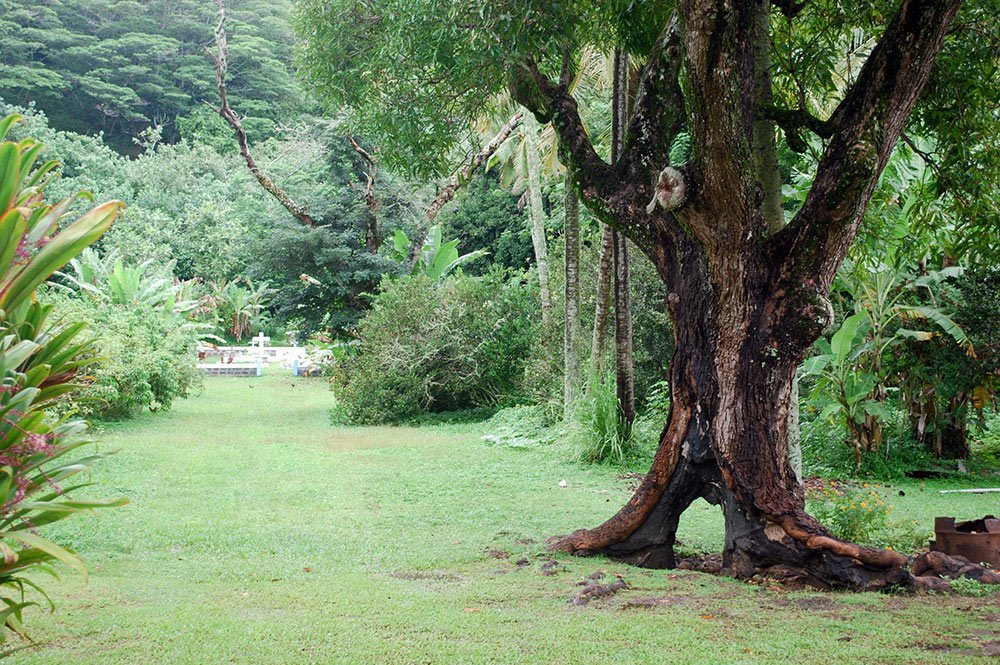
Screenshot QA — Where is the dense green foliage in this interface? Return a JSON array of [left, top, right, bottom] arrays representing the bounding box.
[[0, 0, 310, 152], [0, 102, 435, 335], [436, 171, 534, 273], [48, 293, 199, 419], [332, 271, 538, 424]]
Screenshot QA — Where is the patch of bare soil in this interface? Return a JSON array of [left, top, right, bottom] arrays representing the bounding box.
[[389, 571, 462, 582], [619, 595, 691, 610], [920, 643, 969, 653], [802, 476, 849, 493], [617, 472, 645, 491]]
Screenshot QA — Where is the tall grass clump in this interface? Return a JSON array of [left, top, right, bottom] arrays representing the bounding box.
[[573, 372, 635, 465]]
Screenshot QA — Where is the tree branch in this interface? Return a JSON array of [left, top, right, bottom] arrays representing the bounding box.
[[348, 135, 381, 252], [776, 0, 963, 288], [206, 0, 316, 228], [508, 58, 650, 246], [759, 106, 833, 153], [406, 113, 522, 268], [621, 16, 685, 178]]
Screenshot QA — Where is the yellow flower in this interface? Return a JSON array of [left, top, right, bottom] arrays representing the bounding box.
[[863, 483, 869, 488]]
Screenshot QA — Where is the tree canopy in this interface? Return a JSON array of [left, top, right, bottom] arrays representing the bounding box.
[[297, 0, 999, 253], [0, 0, 310, 151]]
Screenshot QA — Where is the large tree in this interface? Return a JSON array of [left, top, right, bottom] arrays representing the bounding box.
[[298, 0, 997, 588]]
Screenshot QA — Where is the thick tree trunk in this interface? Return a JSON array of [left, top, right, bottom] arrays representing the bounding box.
[[554, 244, 910, 588], [524, 113, 553, 322], [563, 168, 582, 418]]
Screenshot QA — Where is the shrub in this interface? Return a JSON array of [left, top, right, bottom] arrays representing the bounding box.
[[800, 409, 928, 479], [970, 411, 1000, 466], [806, 482, 899, 545], [333, 269, 538, 424], [50, 296, 199, 419]]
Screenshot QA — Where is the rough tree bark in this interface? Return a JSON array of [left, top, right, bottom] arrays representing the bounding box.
[[348, 136, 382, 253], [588, 226, 614, 380], [612, 230, 636, 425], [509, 0, 962, 589], [751, 3, 801, 480], [407, 115, 522, 270], [523, 112, 554, 322], [207, 0, 316, 228], [564, 166, 582, 418]]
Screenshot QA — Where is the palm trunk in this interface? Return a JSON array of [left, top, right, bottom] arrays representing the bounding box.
[[610, 47, 635, 424], [588, 226, 614, 381], [563, 168, 582, 418], [523, 112, 552, 322], [612, 230, 635, 426]]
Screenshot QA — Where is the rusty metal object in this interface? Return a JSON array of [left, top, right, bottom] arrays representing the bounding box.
[[931, 516, 1000, 568]]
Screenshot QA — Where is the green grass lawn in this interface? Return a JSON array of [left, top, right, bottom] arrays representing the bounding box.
[[16, 372, 1000, 664]]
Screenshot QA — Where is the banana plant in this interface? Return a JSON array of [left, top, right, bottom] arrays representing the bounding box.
[[205, 278, 272, 341], [59, 249, 178, 308], [803, 263, 971, 467], [0, 114, 125, 653], [390, 225, 487, 281]]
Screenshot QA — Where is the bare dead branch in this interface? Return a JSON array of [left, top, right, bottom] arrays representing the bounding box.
[[348, 135, 381, 251], [206, 0, 316, 228], [406, 113, 523, 268]]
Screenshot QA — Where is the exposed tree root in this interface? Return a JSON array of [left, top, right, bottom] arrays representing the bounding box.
[[571, 577, 628, 606]]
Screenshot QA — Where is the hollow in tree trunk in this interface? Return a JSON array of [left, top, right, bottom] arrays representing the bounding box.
[[510, 0, 962, 589]]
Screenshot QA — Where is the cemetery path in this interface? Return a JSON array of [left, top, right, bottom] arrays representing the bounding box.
[[16, 372, 1000, 665]]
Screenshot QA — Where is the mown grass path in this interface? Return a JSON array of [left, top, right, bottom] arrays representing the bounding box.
[[19, 373, 1000, 664]]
